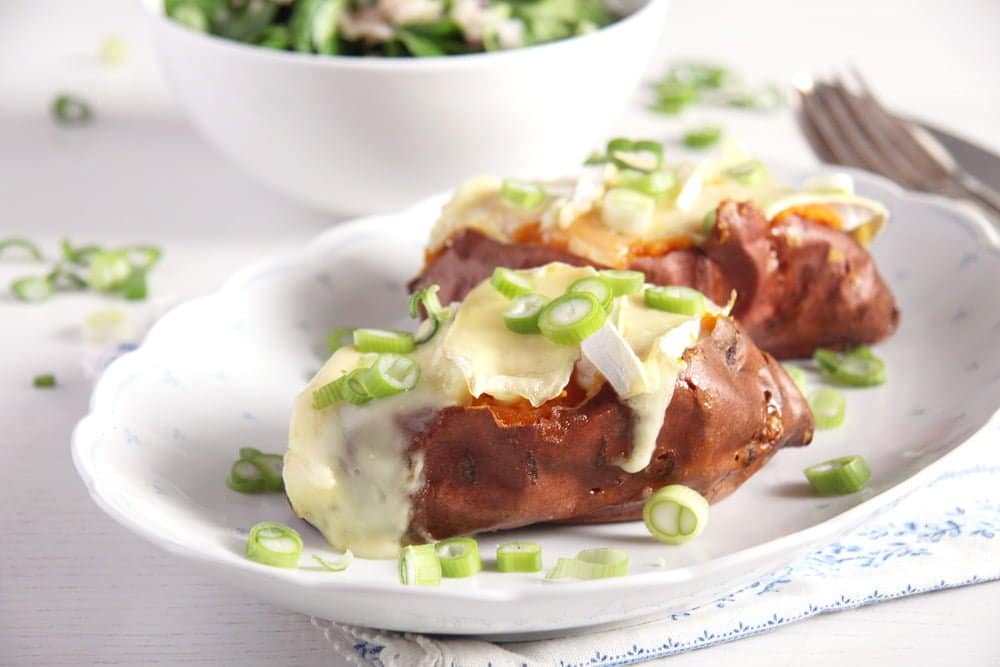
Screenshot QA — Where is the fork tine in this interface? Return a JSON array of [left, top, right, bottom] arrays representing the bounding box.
[[845, 68, 954, 184], [792, 86, 840, 165], [822, 77, 937, 190], [796, 85, 867, 169]]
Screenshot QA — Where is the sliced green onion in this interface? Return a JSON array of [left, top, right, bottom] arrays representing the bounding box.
[[168, 3, 209, 32], [120, 268, 148, 301], [11, 276, 53, 303], [226, 459, 267, 493], [652, 79, 698, 115], [602, 188, 656, 235], [326, 326, 355, 354], [408, 283, 451, 322], [546, 547, 629, 580], [538, 292, 607, 345], [239, 447, 262, 460], [813, 347, 886, 387], [782, 364, 808, 394], [435, 537, 482, 578], [682, 125, 723, 149], [701, 208, 717, 234], [399, 544, 442, 586], [252, 453, 285, 492], [804, 455, 871, 495], [49, 267, 88, 291], [353, 328, 415, 354], [598, 269, 644, 296], [33, 374, 56, 389], [490, 267, 534, 299], [60, 240, 99, 266], [312, 378, 343, 409], [340, 368, 374, 405], [808, 387, 846, 430], [87, 250, 132, 292], [567, 276, 614, 312], [52, 94, 92, 125], [98, 35, 130, 66], [725, 159, 768, 186], [643, 484, 709, 544], [312, 551, 353, 572], [500, 180, 547, 209], [496, 541, 543, 572], [644, 285, 706, 316], [246, 522, 303, 568], [360, 353, 421, 398], [607, 138, 663, 172], [617, 169, 676, 198], [413, 316, 440, 346], [0, 238, 44, 261], [123, 245, 162, 269], [503, 293, 549, 334]]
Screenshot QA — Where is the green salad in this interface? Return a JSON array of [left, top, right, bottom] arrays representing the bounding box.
[[164, 0, 619, 57]]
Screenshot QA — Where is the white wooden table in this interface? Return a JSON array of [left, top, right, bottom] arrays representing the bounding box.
[[2, 1, 998, 665]]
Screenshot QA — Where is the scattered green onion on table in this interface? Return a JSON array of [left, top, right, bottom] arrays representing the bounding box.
[[496, 541, 543, 573], [547, 547, 629, 580], [226, 448, 285, 493], [804, 455, 871, 495], [808, 387, 847, 430], [643, 484, 709, 544], [52, 94, 93, 125], [435, 537, 483, 578], [246, 522, 303, 568], [682, 125, 723, 149], [399, 544, 442, 586], [814, 346, 887, 387], [313, 551, 353, 572], [33, 374, 57, 389]]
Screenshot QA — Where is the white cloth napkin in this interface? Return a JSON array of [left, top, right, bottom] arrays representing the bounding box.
[[313, 416, 1000, 667]]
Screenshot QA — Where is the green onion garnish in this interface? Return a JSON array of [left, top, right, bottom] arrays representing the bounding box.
[[120, 267, 148, 301], [87, 250, 132, 293], [435, 537, 482, 578], [490, 267, 535, 299], [33, 374, 56, 389], [782, 364, 808, 394], [246, 522, 303, 568], [804, 455, 871, 495], [409, 283, 453, 345], [643, 285, 706, 316], [567, 276, 614, 312], [808, 387, 846, 430], [701, 208, 717, 235], [725, 159, 768, 186], [239, 447, 262, 460], [0, 238, 44, 261], [340, 368, 374, 405], [11, 276, 53, 303], [606, 138, 663, 172], [326, 327, 355, 354], [813, 347, 886, 387], [98, 35, 130, 66], [598, 269, 645, 296], [312, 551, 353, 572], [353, 328, 415, 354], [503, 293, 549, 334], [602, 188, 656, 235], [500, 180, 547, 210], [226, 459, 268, 493], [496, 541, 543, 573], [682, 125, 723, 149], [52, 94, 92, 125], [537, 292, 607, 345], [643, 484, 709, 544], [617, 169, 676, 198], [546, 547, 629, 580], [399, 544, 442, 586], [360, 353, 421, 399], [312, 378, 343, 409]]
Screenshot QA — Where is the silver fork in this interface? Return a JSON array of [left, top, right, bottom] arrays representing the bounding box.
[[793, 69, 1000, 219]]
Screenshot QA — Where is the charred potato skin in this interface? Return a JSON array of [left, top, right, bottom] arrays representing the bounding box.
[[411, 199, 899, 359], [402, 317, 814, 543]]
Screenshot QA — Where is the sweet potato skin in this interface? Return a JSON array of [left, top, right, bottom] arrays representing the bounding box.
[[402, 317, 814, 543], [411, 200, 899, 359]]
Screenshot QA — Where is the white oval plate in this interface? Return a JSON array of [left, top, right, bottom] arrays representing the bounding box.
[[72, 168, 1000, 638]]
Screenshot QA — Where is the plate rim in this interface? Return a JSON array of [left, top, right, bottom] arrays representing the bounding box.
[[71, 167, 1000, 607]]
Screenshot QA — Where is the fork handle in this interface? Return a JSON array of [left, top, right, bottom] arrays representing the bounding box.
[[953, 171, 1000, 220]]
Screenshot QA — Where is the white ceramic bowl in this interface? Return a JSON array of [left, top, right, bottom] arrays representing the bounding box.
[[140, 0, 670, 215]]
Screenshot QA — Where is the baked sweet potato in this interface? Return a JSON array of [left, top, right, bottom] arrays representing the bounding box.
[[411, 199, 899, 359], [403, 315, 814, 543]]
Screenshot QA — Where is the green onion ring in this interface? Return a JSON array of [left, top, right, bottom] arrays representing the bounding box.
[[617, 170, 676, 198], [683, 125, 723, 149], [87, 250, 132, 292], [813, 347, 886, 387], [499, 180, 547, 209], [537, 292, 607, 345], [360, 353, 421, 398], [33, 374, 56, 388], [246, 522, 303, 568], [643, 484, 710, 544], [0, 238, 44, 261], [546, 547, 629, 580], [782, 364, 808, 394], [312, 551, 353, 572], [399, 544, 442, 586], [804, 455, 871, 495], [226, 459, 268, 494], [503, 293, 549, 334], [10, 276, 53, 303], [496, 541, 543, 573], [490, 267, 535, 299], [808, 387, 846, 430], [52, 94, 92, 125], [567, 276, 614, 312], [435, 537, 482, 578], [598, 270, 645, 296], [239, 447, 262, 460], [701, 208, 717, 234], [340, 368, 374, 405], [353, 328, 415, 354], [643, 285, 706, 316], [251, 453, 284, 492], [725, 159, 768, 186]]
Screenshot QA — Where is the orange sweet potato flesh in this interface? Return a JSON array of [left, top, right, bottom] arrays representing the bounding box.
[[410, 200, 899, 359], [401, 316, 814, 543]]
